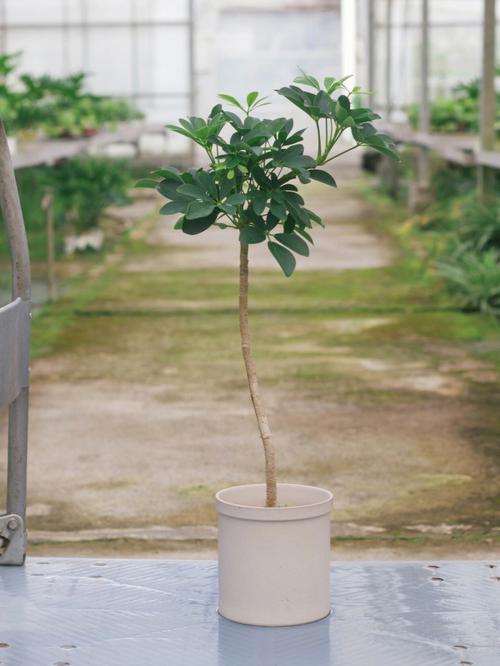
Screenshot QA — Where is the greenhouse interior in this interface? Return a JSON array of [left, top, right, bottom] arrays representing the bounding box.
[[0, 0, 499, 664]]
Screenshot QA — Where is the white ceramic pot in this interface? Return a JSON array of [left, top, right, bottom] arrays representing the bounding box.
[[216, 483, 333, 626]]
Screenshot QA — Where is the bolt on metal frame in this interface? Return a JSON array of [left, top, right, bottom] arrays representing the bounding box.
[[0, 119, 31, 566]]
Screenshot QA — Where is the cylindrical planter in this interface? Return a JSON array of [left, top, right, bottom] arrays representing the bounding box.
[[216, 483, 333, 626]]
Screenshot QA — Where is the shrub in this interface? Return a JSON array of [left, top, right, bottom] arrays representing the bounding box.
[[456, 198, 500, 252], [0, 157, 133, 259], [408, 71, 500, 134], [1, 53, 143, 137], [438, 249, 500, 315], [49, 157, 132, 232]]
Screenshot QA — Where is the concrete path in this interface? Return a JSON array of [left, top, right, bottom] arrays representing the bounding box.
[[9, 175, 500, 559]]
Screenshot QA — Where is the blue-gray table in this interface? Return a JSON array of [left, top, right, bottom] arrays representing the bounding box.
[[1, 559, 499, 665]]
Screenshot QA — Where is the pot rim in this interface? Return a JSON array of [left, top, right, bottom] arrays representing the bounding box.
[[216, 483, 333, 522]]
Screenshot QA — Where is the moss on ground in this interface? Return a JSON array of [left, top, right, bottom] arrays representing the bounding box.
[[24, 181, 500, 547]]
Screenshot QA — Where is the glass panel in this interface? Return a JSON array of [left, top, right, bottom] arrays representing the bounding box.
[[5, 0, 63, 24], [86, 27, 133, 94]]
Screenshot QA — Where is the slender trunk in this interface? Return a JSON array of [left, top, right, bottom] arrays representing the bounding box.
[[239, 242, 277, 507]]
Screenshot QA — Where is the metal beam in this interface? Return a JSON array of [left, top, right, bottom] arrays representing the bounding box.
[[0, 120, 31, 561], [417, 0, 430, 188], [188, 0, 196, 119], [478, 0, 497, 204], [367, 0, 375, 97], [385, 0, 392, 121], [1, 20, 191, 29]]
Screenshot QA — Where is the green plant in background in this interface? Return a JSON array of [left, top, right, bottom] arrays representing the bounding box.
[[397, 155, 500, 315], [19, 71, 143, 138], [408, 71, 500, 134], [0, 157, 133, 260], [438, 249, 500, 315], [138, 72, 398, 507], [455, 197, 500, 252], [49, 156, 132, 232], [0, 53, 143, 137], [0, 52, 32, 134]]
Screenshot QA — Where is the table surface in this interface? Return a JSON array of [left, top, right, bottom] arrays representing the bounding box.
[[1, 559, 499, 666]]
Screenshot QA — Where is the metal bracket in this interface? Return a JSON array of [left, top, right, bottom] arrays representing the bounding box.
[[0, 514, 26, 565]]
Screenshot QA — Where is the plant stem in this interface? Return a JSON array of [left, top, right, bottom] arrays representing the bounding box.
[[239, 242, 277, 507], [314, 120, 322, 162], [323, 143, 359, 164]]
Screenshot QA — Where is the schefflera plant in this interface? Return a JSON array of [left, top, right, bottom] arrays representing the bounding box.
[[138, 72, 398, 507]]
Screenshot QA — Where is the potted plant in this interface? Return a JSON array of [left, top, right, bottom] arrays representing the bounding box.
[[138, 72, 398, 626]]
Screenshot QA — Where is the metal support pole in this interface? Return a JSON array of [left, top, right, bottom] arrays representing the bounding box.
[[417, 0, 430, 188], [478, 0, 496, 205], [188, 0, 195, 118], [385, 0, 392, 121], [0, 0, 6, 53], [0, 120, 31, 563], [7, 393, 29, 521], [367, 0, 375, 98], [43, 189, 57, 302], [62, 0, 70, 74], [80, 0, 89, 72], [188, 0, 196, 164], [131, 0, 140, 99]]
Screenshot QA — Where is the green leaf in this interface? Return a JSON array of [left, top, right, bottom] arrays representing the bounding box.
[[135, 178, 158, 189], [196, 170, 218, 198], [185, 201, 216, 219], [284, 216, 296, 234], [166, 125, 198, 142], [252, 191, 268, 215], [274, 232, 309, 256], [308, 169, 337, 187], [296, 227, 314, 244], [294, 70, 321, 91], [240, 227, 266, 244], [182, 211, 217, 235], [177, 183, 210, 200], [270, 199, 287, 220], [218, 93, 246, 113], [218, 203, 236, 215], [338, 94, 350, 110], [224, 155, 240, 169], [324, 76, 335, 91], [268, 241, 296, 277], [151, 168, 182, 182], [158, 180, 190, 200], [246, 91, 259, 107], [160, 201, 188, 215], [225, 193, 246, 206], [266, 211, 279, 231], [363, 134, 400, 161]]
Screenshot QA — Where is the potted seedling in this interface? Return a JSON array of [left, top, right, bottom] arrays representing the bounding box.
[[138, 72, 398, 626]]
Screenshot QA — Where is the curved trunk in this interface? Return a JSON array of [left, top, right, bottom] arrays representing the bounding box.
[[239, 242, 277, 507]]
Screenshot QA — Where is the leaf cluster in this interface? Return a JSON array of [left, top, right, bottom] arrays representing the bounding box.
[[138, 72, 398, 276], [438, 249, 500, 315], [277, 71, 399, 163]]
